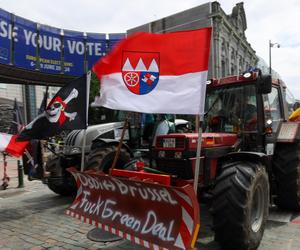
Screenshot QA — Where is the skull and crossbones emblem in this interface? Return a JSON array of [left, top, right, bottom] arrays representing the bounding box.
[[46, 88, 78, 125], [26, 88, 79, 130]]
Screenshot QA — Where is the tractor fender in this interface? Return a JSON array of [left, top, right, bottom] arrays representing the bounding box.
[[221, 151, 270, 171], [90, 138, 134, 157]]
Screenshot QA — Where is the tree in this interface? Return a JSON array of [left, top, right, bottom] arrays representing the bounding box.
[[88, 72, 117, 125]]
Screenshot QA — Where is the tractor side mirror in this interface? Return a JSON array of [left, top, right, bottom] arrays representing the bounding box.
[[257, 75, 272, 94], [293, 101, 300, 111]]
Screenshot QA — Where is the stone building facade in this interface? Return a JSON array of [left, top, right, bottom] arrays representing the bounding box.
[[0, 84, 59, 132], [128, 1, 258, 79]]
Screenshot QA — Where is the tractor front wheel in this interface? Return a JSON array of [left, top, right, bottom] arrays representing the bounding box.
[[212, 161, 269, 250], [45, 156, 76, 196]]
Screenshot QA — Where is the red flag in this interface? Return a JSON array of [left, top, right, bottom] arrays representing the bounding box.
[[93, 28, 212, 115], [0, 133, 28, 157]]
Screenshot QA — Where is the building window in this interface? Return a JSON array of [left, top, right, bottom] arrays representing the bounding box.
[[221, 39, 226, 56], [239, 57, 243, 74], [231, 49, 235, 61], [221, 60, 226, 77], [245, 62, 249, 70], [231, 64, 235, 75]]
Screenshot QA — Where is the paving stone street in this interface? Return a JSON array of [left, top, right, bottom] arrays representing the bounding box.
[[1, 158, 300, 250]]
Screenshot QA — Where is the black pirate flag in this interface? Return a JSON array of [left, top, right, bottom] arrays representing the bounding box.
[[9, 98, 25, 135], [17, 73, 90, 141]]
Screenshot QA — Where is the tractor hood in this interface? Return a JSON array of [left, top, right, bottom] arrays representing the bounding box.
[[63, 122, 125, 155], [156, 133, 238, 151]]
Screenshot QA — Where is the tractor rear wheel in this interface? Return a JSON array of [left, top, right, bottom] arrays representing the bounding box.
[[273, 143, 300, 210], [85, 145, 131, 172], [212, 161, 269, 250]]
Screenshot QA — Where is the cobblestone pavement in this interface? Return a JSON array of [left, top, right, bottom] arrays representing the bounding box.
[[1, 157, 300, 249]]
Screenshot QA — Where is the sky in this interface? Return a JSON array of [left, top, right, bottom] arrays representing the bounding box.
[[1, 0, 299, 98]]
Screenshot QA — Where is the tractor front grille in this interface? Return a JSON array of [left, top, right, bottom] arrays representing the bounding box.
[[175, 137, 185, 149], [156, 137, 185, 149], [156, 159, 194, 179], [65, 130, 81, 146]]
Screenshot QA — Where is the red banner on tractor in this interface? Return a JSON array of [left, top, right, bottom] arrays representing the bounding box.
[[66, 168, 200, 250]]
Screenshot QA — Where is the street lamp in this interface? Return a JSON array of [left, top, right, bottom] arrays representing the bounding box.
[[269, 40, 280, 75]]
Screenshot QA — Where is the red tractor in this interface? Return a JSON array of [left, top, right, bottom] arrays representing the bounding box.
[[67, 70, 300, 250], [152, 70, 300, 249]]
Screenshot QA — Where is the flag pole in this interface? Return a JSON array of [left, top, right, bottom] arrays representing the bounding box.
[[110, 118, 129, 173], [44, 85, 49, 111], [193, 115, 203, 194], [80, 130, 87, 172], [195, 115, 199, 133], [80, 71, 91, 172]]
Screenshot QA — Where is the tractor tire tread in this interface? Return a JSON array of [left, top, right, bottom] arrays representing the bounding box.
[[212, 161, 269, 250], [273, 144, 300, 210], [86, 145, 131, 172]]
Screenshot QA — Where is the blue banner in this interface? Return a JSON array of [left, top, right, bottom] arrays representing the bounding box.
[[39, 25, 62, 74], [14, 15, 37, 70], [108, 33, 125, 52], [63, 30, 85, 76], [0, 9, 12, 65], [1, 8, 126, 77], [86, 33, 106, 70]]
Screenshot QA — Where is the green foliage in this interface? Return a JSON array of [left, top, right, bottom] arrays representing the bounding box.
[[88, 72, 101, 125], [88, 72, 118, 125], [90, 72, 100, 99]]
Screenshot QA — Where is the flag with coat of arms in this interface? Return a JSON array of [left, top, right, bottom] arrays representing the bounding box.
[[92, 28, 212, 115]]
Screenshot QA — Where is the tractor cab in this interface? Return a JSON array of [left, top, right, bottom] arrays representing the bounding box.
[[204, 79, 259, 151], [203, 71, 278, 152], [204, 69, 297, 155]]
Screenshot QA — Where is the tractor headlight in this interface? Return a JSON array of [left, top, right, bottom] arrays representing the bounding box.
[[158, 151, 166, 158], [71, 147, 81, 154], [243, 72, 252, 78], [174, 151, 182, 159]]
